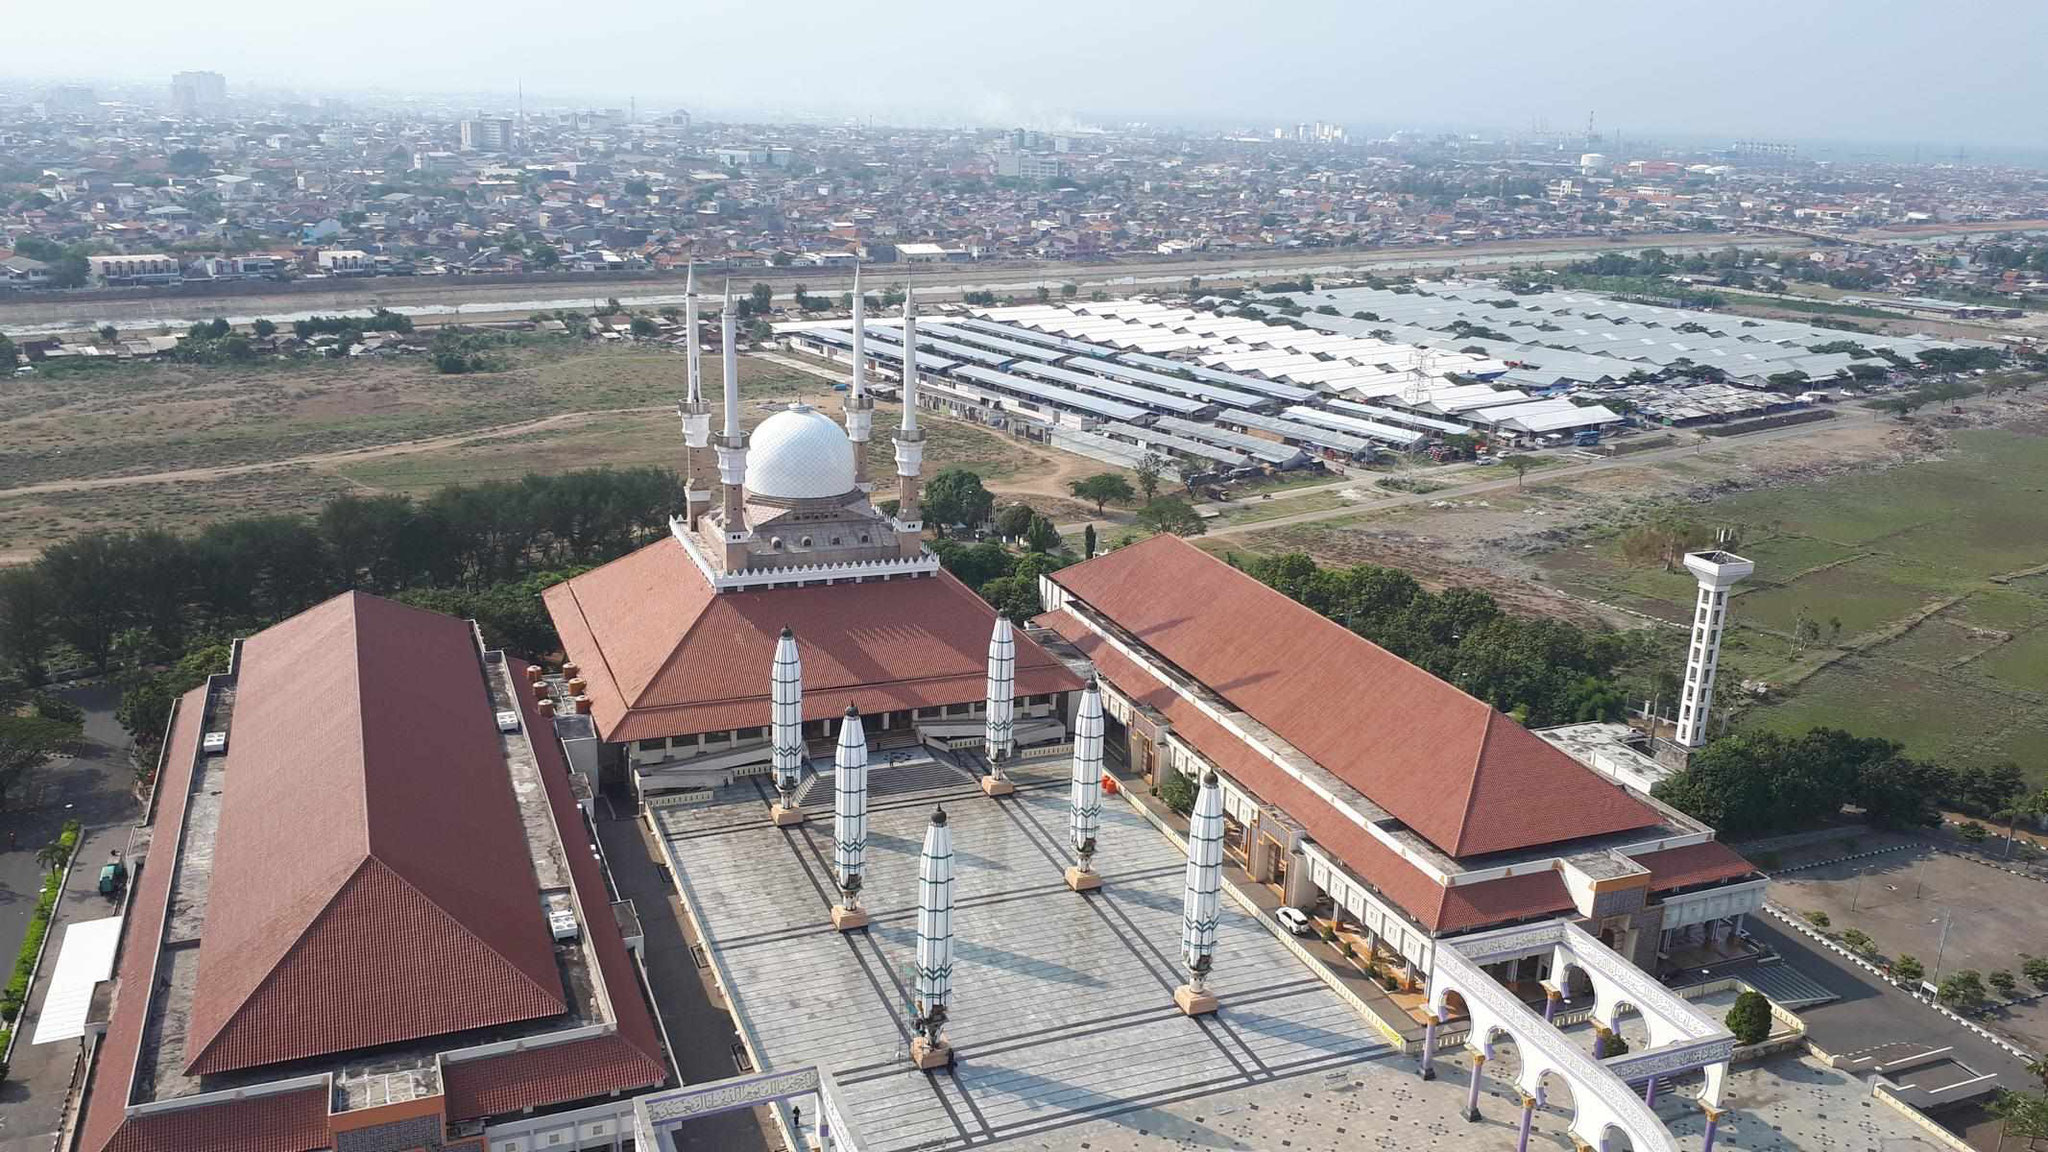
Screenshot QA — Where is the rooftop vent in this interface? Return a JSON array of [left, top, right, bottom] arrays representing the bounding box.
[[494, 710, 522, 733], [202, 731, 228, 753]]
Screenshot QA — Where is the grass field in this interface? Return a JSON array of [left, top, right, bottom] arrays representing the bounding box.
[[0, 340, 1051, 555], [1538, 427, 2048, 780]]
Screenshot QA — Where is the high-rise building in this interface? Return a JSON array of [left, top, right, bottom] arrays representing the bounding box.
[[170, 70, 226, 116], [460, 117, 515, 152]]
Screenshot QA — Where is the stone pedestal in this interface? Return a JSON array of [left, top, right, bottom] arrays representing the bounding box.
[[1064, 866, 1100, 892], [771, 804, 807, 827], [1174, 984, 1219, 1016], [979, 775, 1015, 797], [831, 905, 869, 931], [909, 1037, 953, 1069]]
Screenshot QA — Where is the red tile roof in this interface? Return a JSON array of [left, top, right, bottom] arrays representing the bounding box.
[[444, 1034, 662, 1120], [1042, 617, 1573, 934], [186, 593, 565, 1075], [544, 538, 1082, 744], [1633, 840, 1757, 893], [82, 688, 208, 1152], [101, 1089, 331, 1152], [1047, 536, 1658, 858]]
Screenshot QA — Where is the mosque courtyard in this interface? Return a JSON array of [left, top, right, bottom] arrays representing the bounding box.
[[651, 755, 1945, 1152]]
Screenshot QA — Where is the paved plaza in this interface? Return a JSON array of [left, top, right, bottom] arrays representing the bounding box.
[[655, 759, 1948, 1151]]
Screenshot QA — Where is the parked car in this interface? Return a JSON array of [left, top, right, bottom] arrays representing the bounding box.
[[1273, 906, 1314, 936]]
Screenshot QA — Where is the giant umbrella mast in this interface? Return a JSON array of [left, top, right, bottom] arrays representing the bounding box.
[[1065, 676, 1104, 892], [980, 616, 1016, 797], [1175, 771, 1223, 1016], [830, 705, 870, 931], [769, 626, 807, 826], [910, 806, 956, 1068]]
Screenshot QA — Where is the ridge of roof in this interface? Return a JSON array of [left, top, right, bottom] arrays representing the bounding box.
[[184, 591, 566, 1076], [1048, 535, 1658, 858]]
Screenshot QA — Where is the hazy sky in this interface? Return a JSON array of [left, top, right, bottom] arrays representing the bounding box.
[[10, 0, 2042, 147]]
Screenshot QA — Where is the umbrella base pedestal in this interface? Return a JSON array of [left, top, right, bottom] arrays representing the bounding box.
[[1064, 866, 1101, 892], [910, 1038, 954, 1070], [1174, 984, 1219, 1016], [979, 775, 1015, 797], [771, 804, 807, 827], [831, 905, 869, 931]]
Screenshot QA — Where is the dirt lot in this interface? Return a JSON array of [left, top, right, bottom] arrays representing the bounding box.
[[1772, 840, 2048, 1052], [0, 341, 1110, 559]]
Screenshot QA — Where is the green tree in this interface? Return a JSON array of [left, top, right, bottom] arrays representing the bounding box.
[[1138, 497, 1205, 537], [1134, 454, 1165, 503], [1504, 455, 1532, 490], [1991, 970, 2019, 999], [1939, 969, 1988, 1013], [0, 567, 57, 684], [993, 503, 1038, 539], [1036, 285, 1051, 304], [1805, 910, 1831, 929], [0, 714, 82, 813], [2024, 955, 2048, 988], [1060, 282, 1078, 299], [1024, 514, 1061, 554], [1895, 954, 1925, 983], [750, 282, 774, 314], [1068, 472, 1135, 514], [1083, 523, 1097, 558], [630, 316, 657, 337], [1159, 770, 1198, 816], [0, 333, 17, 372], [922, 469, 995, 537], [1724, 990, 1772, 1046], [978, 575, 1042, 624], [1839, 928, 1875, 957], [252, 318, 277, 338], [1992, 1090, 2048, 1144]]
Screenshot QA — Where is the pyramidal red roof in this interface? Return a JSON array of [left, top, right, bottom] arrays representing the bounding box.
[[544, 537, 1082, 743], [184, 592, 565, 1076], [1048, 536, 1658, 858]]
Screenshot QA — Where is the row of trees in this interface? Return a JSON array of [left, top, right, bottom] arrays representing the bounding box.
[[0, 468, 682, 685], [1651, 728, 1949, 836], [1233, 552, 1634, 727]]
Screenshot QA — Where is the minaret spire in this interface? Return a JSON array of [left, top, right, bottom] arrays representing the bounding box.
[[891, 278, 927, 557], [678, 261, 712, 522], [844, 262, 875, 492], [714, 279, 752, 572], [830, 705, 870, 931]]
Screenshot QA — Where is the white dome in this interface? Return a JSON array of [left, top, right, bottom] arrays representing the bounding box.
[[746, 403, 858, 500]]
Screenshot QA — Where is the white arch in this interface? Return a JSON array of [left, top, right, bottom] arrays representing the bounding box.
[[1427, 944, 1673, 1152]]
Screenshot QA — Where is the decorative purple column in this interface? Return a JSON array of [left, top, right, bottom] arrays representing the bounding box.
[[1516, 1093, 1536, 1152], [1543, 989, 1561, 1022], [1592, 1026, 1608, 1059], [1701, 1105, 1723, 1152], [1464, 1051, 1486, 1122], [1644, 1076, 1658, 1107], [1419, 1013, 1438, 1080]]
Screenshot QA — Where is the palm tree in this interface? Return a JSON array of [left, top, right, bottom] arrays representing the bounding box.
[[1998, 788, 2048, 860], [36, 837, 71, 874]]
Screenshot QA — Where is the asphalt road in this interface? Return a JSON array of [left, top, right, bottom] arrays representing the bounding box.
[[0, 685, 136, 977], [595, 803, 772, 1152], [1747, 917, 2035, 1093]]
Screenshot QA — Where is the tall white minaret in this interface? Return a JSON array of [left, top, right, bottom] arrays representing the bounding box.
[[715, 280, 751, 572], [1675, 543, 1753, 748], [678, 262, 712, 522], [892, 280, 926, 558], [844, 263, 875, 491]]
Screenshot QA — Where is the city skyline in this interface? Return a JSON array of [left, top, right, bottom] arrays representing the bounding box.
[[6, 0, 2046, 151]]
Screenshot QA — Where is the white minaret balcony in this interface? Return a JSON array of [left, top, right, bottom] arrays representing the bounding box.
[[893, 436, 925, 476], [716, 442, 749, 487]]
